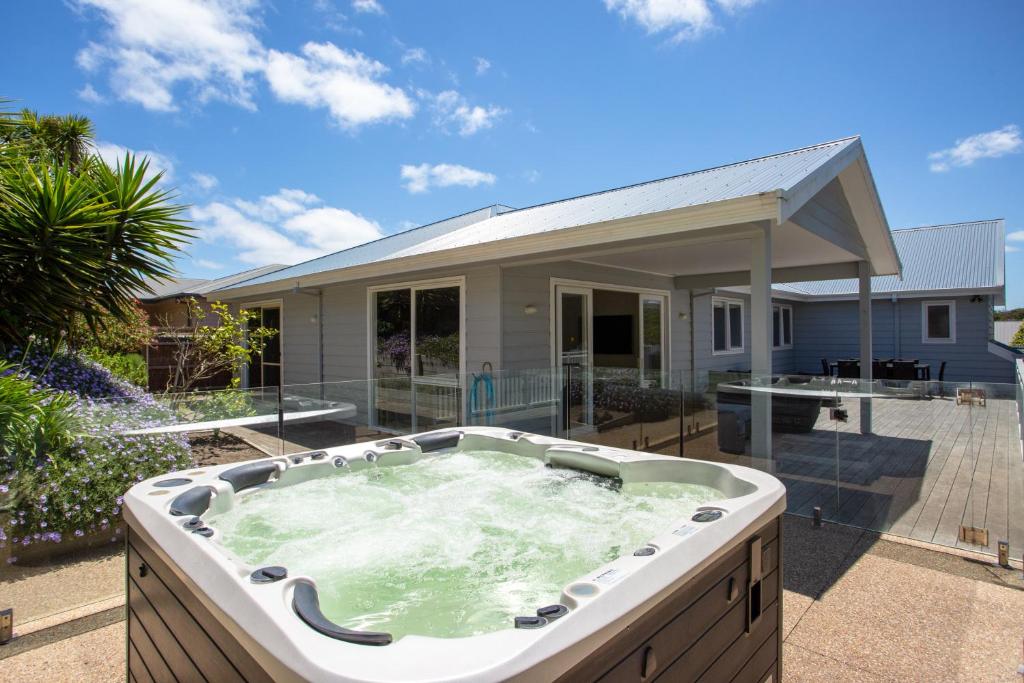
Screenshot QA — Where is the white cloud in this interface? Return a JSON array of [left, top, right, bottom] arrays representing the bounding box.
[[928, 125, 1023, 172], [77, 83, 105, 103], [94, 140, 175, 183], [74, 0, 265, 111], [283, 207, 383, 252], [401, 47, 429, 66], [523, 169, 541, 183], [714, 0, 760, 12], [234, 188, 321, 221], [194, 187, 384, 264], [423, 89, 506, 136], [1006, 245, 1020, 253], [266, 42, 415, 128], [400, 163, 496, 194], [1007, 230, 1024, 242], [191, 172, 219, 190], [474, 57, 491, 75], [605, 0, 714, 40], [74, 0, 413, 130], [195, 258, 225, 269], [605, 0, 758, 41], [352, 0, 384, 14]]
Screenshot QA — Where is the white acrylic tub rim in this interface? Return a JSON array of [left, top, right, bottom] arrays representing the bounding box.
[[124, 426, 786, 683]]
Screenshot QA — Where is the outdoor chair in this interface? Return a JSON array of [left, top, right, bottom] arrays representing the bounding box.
[[820, 358, 831, 377], [872, 360, 889, 380], [836, 360, 859, 379]]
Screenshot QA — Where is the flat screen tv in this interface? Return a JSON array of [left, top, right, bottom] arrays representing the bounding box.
[[593, 315, 634, 355]]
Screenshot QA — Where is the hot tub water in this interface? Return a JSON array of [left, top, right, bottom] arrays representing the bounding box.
[[208, 449, 722, 640]]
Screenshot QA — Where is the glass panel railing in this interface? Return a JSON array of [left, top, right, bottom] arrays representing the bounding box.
[[816, 377, 1023, 560]]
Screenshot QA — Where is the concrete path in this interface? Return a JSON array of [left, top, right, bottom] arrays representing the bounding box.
[[2, 516, 1022, 682]]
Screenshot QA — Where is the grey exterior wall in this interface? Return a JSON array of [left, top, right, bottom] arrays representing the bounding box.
[[690, 292, 798, 386], [232, 264, 1009, 391], [791, 295, 1011, 383], [233, 265, 501, 386], [499, 261, 690, 380]]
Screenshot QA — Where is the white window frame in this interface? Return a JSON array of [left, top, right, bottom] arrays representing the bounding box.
[[922, 300, 956, 344], [773, 303, 794, 350], [712, 296, 745, 356], [366, 276, 467, 432]]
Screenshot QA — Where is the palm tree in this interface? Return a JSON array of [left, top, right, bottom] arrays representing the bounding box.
[[0, 99, 193, 346], [1, 109, 95, 172]]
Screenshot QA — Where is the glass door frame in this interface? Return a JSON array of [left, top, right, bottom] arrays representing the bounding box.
[[554, 284, 594, 436], [367, 276, 466, 433], [242, 299, 284, 390], [550, 278, 671, 436]]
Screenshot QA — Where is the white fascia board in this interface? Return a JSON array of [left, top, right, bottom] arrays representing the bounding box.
[[837, 155, 901, 278], [215, 194, 777, 300], [777, 138, 863, 224]]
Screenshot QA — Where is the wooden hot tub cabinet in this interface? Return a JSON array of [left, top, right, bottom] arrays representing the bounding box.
[[126, 517, 781, 683]]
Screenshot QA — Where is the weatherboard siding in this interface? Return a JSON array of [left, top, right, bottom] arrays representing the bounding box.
[[791, 295, 1012, 383], [691, 292, 799, 387], [238, 265, 501, 386], [499, 261, 689, 377]]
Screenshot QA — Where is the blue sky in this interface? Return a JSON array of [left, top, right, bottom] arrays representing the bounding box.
[[3, 1, 1024, 304]]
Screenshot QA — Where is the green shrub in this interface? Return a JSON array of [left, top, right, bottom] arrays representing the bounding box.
[[1, 350, 191, 557], [84, 349, 147, 387], [1011, 321, 1024, 348]]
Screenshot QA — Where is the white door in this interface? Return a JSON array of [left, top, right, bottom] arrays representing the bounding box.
[[555, 286, 593, 435]]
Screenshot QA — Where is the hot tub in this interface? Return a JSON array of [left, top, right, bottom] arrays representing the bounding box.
[[124, 427, 785, 683]]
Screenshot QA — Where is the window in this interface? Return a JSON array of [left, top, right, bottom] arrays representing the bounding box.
[[773, 304, 793, 349], [922, 301, 956, 344], [712, 297, 744, 354]]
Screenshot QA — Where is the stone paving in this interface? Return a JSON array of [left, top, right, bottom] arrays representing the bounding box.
[[2, 515, 1022, 682]]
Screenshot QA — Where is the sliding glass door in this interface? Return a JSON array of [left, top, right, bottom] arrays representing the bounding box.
[[556, 286, 593, 435], [640, 295, 666, 387], [372, 281, 462, 432]]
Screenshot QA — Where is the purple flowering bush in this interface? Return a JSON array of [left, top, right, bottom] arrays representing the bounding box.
[[2, 348, 191, 559]]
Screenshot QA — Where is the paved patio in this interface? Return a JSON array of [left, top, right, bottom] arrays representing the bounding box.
[[2, 516, 1022, 682]]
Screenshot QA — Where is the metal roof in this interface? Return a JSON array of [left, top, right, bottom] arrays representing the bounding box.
[[221, 137, 862, 291], [224, 205, 511, 289], [775, 219, 1005, 297], [133, 264, 287, 301]]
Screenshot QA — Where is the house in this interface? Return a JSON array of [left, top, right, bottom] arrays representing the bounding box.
[[216, 135, 913, 461], [701, 219, 1010, 384], [132, 264, 286, 390]]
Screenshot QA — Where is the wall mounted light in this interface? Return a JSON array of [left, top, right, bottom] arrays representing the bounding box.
[[523, 304, 537, 316]]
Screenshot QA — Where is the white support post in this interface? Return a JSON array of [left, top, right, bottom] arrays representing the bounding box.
[[858, 261, 873, 434], [750, 222, 773, 466]]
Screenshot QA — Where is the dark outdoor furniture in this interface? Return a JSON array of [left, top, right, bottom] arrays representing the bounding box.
[[889, 360, 917, 381], [836, 360, 860, 378], [820, 358, 831, 377], [828, 358, 932, 382]]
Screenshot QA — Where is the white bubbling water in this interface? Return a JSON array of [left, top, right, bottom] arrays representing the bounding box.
[[209, 450, 722, 639]]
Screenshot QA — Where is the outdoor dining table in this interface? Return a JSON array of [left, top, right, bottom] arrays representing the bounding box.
[[828, 360, 931, 380]]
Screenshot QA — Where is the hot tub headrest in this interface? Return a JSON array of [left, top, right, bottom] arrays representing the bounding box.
[[292, 582, 392, 646], [169, 486, 216, 517], [219, 461, 279, 493], [411, 431, 461, 453]]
